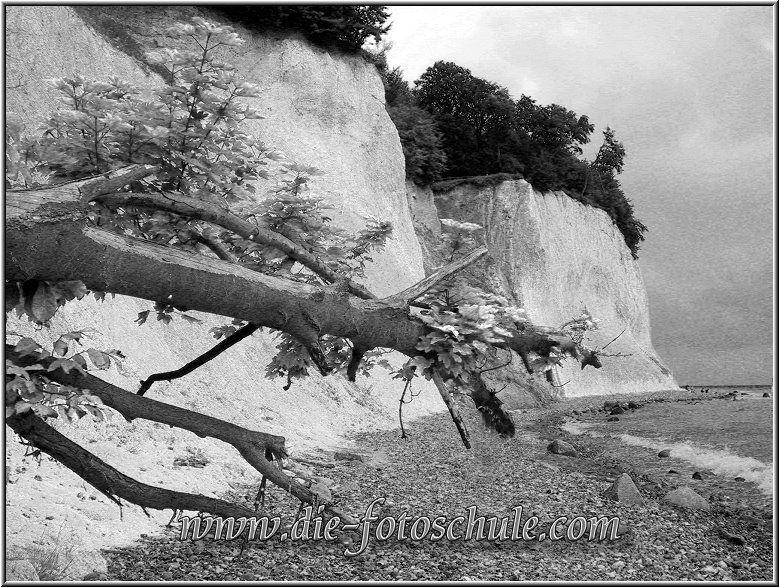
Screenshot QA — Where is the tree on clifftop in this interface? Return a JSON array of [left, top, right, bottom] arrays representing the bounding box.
[[5, 19, 603, 523]]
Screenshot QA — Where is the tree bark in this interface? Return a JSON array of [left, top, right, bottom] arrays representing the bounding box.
[[6, 411, 258, 519], [6, 344, 356, 523], [431, 372, 471, 449]]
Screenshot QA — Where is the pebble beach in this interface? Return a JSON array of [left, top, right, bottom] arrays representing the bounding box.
[[103, 388, 774, 581]]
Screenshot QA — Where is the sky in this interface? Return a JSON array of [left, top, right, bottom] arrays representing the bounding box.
[[383, 5, 774, 386]]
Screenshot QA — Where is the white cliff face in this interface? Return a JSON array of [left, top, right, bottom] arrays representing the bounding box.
[[4, 6, 441, 576], [432, 179, 679, 398]]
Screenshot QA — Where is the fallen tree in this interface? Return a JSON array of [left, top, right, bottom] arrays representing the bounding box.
[[5, 17, 602, 521]]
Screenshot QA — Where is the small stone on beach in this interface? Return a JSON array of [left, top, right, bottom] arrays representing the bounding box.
[[663, 486, 710, 511], [547, 439, 578, 457], [603, 473, 646, 507]]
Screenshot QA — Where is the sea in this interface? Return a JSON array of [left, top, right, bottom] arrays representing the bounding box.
[[563, 385, 775, 499]]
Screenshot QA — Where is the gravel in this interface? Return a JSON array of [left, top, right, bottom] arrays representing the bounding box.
[[104, 393, 774, 581]]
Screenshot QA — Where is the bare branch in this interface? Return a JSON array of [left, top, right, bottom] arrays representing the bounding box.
[[7, 411, 258, 519], [189, 229, 238, 263], [137, 323, 261, 396], [7, 345, 356, 523], [78, 164, 159, 201], [383, 245, 488, 306]]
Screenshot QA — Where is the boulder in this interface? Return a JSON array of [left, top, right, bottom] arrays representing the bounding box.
[[547, 439, 578, 457], [658, 449, 671, 458], [603, 473, 646, 506], [692, 471, 704, 480], [610, 406, 625, 415], [607, 416, 620, 422], [663, 486, 710, 510]]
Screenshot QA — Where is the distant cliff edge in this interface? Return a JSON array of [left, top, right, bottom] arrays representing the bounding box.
[[407, 178, 679, 406]]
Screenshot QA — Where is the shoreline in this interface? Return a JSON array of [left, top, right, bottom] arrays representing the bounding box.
[[103, 387, 774, 581]]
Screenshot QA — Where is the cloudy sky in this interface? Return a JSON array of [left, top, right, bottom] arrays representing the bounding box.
[[384, 6, 774, 386]]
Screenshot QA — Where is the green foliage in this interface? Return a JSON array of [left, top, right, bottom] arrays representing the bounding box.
[[382, 66, 414, 107], [5, 335, 116, 422], [6, 280, 90, 325], [387, 103, 447, 185], [406, 286, 530, 383], [212, 6, 390, 53], [379, 64, 448, 185], [432, 173, 524, 194], [394, 59, 647, 257]]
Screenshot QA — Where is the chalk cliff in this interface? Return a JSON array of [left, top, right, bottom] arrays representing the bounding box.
[[5, 6, 442, 578], [408, 178, 679, 405], [5, 5, 678, 579]]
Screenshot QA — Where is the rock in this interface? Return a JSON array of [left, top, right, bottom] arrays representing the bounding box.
[[762, 392, 770, 397], [610, 406, 625, 415], [627, 401, 641, 410], [547, 439, 578, 457], [604, 400, 620, 410], [663, 486, 710, 510], [607, 416, 620, 422], [668, 469, 679, 474], [717, 527, 746, 545], [333, 451, 364, 462], [309, 482, 333, 503], [692, 471, 704, 480], [702, 565, 718, 574], [313, 476, 334, 487], [658, 449, 671, 458], [603, 473, 646, 506], [6, 560, 39, 581], [734, 477, 746, 482]]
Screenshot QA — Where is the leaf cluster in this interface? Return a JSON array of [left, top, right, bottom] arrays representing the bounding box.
[[213, 6, 390, 53], [5, 336, 122, 422], [406, 286, 529, 383]]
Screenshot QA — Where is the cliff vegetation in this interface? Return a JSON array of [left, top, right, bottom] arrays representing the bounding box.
[[380, 58, 647, 259]]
